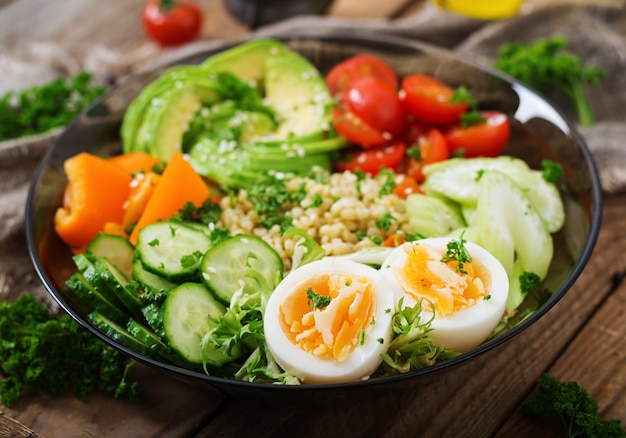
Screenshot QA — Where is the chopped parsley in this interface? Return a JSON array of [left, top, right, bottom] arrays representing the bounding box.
[[180, 250, 204, 268], [519, 271, 542, 294], [306, 288, 332, 311], [0, 72, 106, 141], [375, 211, 396, 231], [246, 174, 306, 229], [441, 235, 473, 275], [173, 200, 223, 225], [541, 160, 564, 184], [0, 293, 138, 408]]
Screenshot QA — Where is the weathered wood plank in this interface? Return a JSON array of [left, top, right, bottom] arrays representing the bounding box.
[[4, 363, 226, 438]]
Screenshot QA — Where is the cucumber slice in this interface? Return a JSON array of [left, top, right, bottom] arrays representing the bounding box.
[[95, 257, 143, 317], [126, 318, 172, 359], [65, 273, 130, 325], [520, 170, 565, 233], [141, 301, 164, 336], [88, 311, 152, 356], [422, 156, 531, 206], [86, 233, 135, 280], [136, 222, 212, 281], [475, 170, 553, 280], [161, 282, 226, 365], [132, 257, 177, 301], [199, 234, 283, 305], [72, 253, 127, 310], [405, 193, 465, 237]]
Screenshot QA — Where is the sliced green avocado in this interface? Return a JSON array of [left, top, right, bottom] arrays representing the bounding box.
[[134, 84, 222, 162], [201, 38, 291, 90], [262, 52, 335, 142], [122, 66, 224, 155]]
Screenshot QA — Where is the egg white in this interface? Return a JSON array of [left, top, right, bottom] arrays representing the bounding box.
[[264, 257, 396, 384], [381, 237, 509, 353]]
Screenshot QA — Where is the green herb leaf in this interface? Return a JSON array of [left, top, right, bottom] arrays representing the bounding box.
[[306, 288, 332, 311]]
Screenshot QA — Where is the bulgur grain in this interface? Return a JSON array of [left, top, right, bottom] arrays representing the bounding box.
[[215, 170, 411, 272]]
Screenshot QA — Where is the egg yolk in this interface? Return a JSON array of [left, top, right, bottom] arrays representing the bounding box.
[[397, 243, 490, 317], [279, 273, 375, 362]]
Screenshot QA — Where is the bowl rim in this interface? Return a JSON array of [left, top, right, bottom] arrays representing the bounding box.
[[24, 29, 604, 393]]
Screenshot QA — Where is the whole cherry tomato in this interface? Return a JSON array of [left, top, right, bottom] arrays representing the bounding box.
[[400, 74, 469, 125], [325, 54, 398, 98], [343, 76, 406, 138], [444, 111, 510, 158], [142, 0, 203, 47], [331, 76, 406, 148], [334, 141, 406, 175]]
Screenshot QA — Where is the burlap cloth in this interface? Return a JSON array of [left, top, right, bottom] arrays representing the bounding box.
[[1, 1, 625, 306]]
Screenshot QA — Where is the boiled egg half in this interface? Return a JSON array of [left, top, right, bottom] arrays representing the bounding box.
[[264, 257, 396, 384], [381, 237, 509, 353]]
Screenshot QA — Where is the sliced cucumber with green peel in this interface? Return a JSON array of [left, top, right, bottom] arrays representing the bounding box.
[[199, 234, 283, 305], [161, 282, 226, 365], [132, 257, 177, 300], [475, 170, 553, 280], [65, 273, 130, 325], [95, 257, 143, 318], [405, 193, 465, 237], [88, 311, 152, 356], [422, 156, 532, 205], [86, 233, 135, 280], [141, 301, 164, 336], [136, 222, 213, 281], [126, 318, 173, 360]]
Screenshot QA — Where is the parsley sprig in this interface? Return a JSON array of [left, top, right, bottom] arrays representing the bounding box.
[[0, 293, 138, 408], [441, 236, 473, 274]]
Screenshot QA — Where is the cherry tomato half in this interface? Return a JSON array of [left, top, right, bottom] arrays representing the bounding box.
[[444, 111, 510, 158], [343, 76, 406, 138], [331, 105, 388, 148], [325, 54, 398, 98], [334, 142, 406, 175], [400, 74, 469, 125], [405, 128, 449, 182], [142, 0, 203, 47]]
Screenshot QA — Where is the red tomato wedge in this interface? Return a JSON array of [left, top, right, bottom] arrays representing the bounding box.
[[400, 74, 469, 125], [405, 128, 449, 182], [444, 111, 510, 158], [325, 54, 398, 98], [334, 141, 406, 175], [343, 76, 406, 138]]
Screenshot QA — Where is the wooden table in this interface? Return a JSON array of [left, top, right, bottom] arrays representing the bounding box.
[[1, 1, 625, 436]]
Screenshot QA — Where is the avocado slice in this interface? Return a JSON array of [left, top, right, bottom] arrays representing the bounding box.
[[201, 38, 291, 90], [122, 66, 224, 155], [262, 52, 334, 142]]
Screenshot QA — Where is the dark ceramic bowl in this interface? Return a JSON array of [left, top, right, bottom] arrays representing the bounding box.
[[25, 31, 602, 401]]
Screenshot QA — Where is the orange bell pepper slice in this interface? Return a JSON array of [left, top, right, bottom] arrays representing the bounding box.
[[54, 152, 132, 249], [108, 151, 162, 176], [129, 152, 209, 245]]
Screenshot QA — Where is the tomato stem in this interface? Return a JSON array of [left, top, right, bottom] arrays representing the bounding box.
[[159, 0, 177, 12]]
